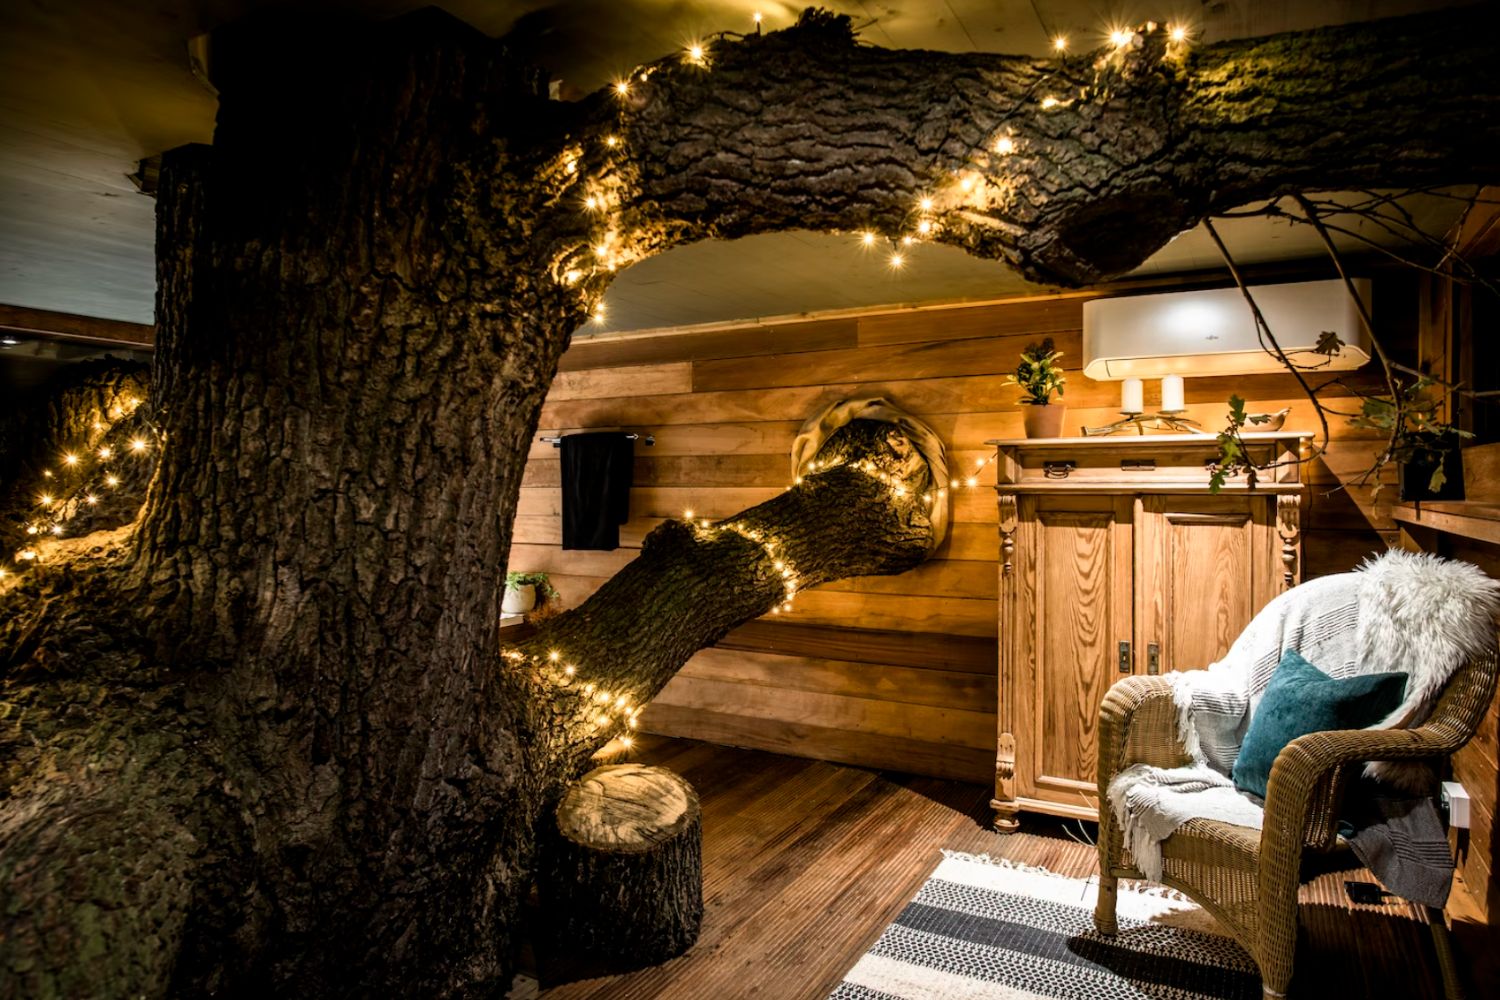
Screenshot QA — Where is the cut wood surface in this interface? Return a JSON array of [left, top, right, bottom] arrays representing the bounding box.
[[556, 764, 698, 852]]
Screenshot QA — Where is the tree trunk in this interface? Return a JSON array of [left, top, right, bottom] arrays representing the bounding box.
[[538, 763, 703, 978], [2, 5, 1499, 998]]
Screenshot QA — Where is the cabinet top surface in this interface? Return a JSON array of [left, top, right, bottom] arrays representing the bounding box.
[[986, 431, 1312, 448]]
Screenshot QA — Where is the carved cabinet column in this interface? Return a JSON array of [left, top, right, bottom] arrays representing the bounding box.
[[989, 433, 1307, 829]]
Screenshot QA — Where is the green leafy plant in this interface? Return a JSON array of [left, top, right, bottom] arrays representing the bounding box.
[[505, 570, 559, 602], [1003, 338, 1067, 405]]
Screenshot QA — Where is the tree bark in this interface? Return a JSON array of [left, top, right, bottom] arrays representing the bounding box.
[[2, 5, 1498, 998], [538, 764, 703, 977]]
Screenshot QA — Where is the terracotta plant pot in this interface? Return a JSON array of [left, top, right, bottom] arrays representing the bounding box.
[[502, 583, 537, 615], [1022, 402, 1066, 439]]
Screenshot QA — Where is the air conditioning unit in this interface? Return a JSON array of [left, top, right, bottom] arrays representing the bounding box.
[[1082, 278, 1372, 379]]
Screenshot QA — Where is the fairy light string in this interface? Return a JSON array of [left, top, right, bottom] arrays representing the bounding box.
[[6, 393, 154, 575]]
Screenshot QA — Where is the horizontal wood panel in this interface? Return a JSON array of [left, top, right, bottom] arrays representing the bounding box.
[[679, 647, 995, 712], [638, 704, 993, 783], [856, 297, 1085, 347], [715, 621, 997, 674], [560, 318, 857, 371], [773, 590, 996, 637], [692, 330, 1085, 392], [652, 674, 992, 749], [547, 362, 693, 401]]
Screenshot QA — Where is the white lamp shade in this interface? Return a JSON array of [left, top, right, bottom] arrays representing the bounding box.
[[1082, 278, 1372, 380]]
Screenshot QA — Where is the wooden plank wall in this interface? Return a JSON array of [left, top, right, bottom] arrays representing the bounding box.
[[511, 284, 1402, 785]]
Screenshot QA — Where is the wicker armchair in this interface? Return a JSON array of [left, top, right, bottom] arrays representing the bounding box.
[[1094, 646, 1498, 999]]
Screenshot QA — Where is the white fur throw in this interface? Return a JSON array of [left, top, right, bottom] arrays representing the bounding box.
[[1109, 549, 1500, 882]]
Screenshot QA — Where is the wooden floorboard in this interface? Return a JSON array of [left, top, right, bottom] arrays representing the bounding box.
[[521, 738, 1471, 999]]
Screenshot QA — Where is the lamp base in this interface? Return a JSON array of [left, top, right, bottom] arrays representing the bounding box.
[[1082, 411, 1207, 437]]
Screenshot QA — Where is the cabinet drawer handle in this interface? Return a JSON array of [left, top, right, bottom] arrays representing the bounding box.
[[1043, 461, 1076, 479], [1120, 458, 1156, 471], [1147, 642, 1160, 675], [1118, 641, 1132, 674]]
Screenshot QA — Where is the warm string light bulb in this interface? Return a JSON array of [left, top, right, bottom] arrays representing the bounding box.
[[1110, 28, 1134, 47], [613, 80, 630, 96], [130, 438, 147, 453], [1169, 25, 1189, 43], [861, 232, 876, 246], [1053, 35, 1068, 52], [994, 136, 1016, 155], [888, 253, 905, 269]]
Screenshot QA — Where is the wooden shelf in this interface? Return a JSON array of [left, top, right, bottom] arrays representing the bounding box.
[[1392, 501, 1500, 545]]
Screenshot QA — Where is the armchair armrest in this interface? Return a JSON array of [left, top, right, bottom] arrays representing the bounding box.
[[1096, 675, 1194, 792], [1256, 721, 1466, 945]]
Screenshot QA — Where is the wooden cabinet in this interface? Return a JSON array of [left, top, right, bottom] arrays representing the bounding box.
[[991, 433, 1307, 829]]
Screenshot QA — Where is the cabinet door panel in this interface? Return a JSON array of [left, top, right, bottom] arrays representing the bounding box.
[[1137, 495, 1274, 673], [1011, 495, 1132, 806]]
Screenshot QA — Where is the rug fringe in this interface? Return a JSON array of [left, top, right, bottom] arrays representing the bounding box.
[[938, 850, 1192, 903]]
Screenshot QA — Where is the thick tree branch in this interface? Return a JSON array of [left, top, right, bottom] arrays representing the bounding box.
[[542, 7, 1500, 291], [506, 412, 942, 779]]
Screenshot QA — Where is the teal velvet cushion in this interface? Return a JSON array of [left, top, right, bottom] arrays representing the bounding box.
[[1231, 650, 1408, 799]]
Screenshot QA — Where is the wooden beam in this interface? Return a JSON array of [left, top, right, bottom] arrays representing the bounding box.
[[0, 304, 155, 349]]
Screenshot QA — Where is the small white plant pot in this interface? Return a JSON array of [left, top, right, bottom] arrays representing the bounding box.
[[503, 583, 537, 615]]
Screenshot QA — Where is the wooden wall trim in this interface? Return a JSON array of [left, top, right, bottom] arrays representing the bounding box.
[[0, 303, 155, 348]]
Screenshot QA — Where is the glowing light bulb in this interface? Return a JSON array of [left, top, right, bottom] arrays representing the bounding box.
[[959, 175, 975, 192], [917, 219, 933, 235], [98, 446, 112, 460], [966, 477, 978, 487], [62, 453, 78, 466], [564, 664, 576, 676], [687, 43, 705, 63], [614, 80, 630, 96], [994, 136, 1016, 155], [594, 244, 609, 257], [564, 269, 582, 284], [683, 509, 695, 519], [130, 438, 147, 452], [1041, 96, 1060, 109], [1110, 29, 1134, 47], [42, 470, 52, 479], [593, 306, 606, 322], [105, 474, 119, 487], [585, 195, 599, 210], [888, 253, 905, 268], [39, 494, 53, 506], [85, 494, 98, 505], [605, 135, 619, 148], [753, 12, 762, 24], [26, 524, 37, 535], [1169, 25, 1188, 43], [861, 231, 876, 246], [1053, 35, 1068, 51], [596, 714, 611, 727], [919, 197, 934, 212], [549, 650, 561, 662], [620, 735, 634, 748], [51, 524, 63, 536], [901, 235, 914, 246]]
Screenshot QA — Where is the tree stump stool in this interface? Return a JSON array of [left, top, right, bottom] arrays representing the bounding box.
[[539, 763, 703, 976]]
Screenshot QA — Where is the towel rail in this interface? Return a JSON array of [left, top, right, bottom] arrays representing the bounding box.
[[539, 433, 654, 447]]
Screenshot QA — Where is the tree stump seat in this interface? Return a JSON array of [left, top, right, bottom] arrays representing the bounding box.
[[538, 764, 703, 977]]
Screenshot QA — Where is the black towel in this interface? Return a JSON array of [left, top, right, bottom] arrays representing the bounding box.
[[561, 432, 635, 550], [1338, 777, 1454, 908]]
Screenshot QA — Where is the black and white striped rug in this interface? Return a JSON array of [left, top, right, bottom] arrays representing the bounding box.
[[829, 852, 1260, 1000]]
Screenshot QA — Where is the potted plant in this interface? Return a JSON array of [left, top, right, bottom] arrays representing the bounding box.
[[503, 570, 558, 615], [1004, 337, 1067, 438]]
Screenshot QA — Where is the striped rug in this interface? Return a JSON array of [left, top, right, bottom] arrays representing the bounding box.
[[829, 852, 1261, 1000]]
